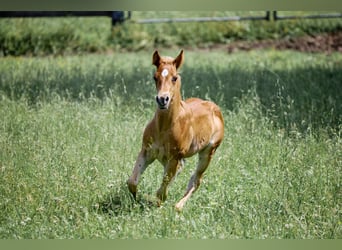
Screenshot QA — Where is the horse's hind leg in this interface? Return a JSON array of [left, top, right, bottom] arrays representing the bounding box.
[[175, 146, 217, 211]]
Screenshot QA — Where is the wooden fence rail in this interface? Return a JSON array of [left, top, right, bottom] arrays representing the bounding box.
[[0, 11, 131, 26], [0, 11, 341, 27]]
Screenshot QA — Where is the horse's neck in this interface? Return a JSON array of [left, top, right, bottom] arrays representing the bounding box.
[[155, 92, 182, 131]]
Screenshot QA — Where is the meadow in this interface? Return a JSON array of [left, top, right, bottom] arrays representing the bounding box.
[[0, 49, 341, 239]]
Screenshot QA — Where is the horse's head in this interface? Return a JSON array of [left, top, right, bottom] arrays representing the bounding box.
[[152, 50, 184, 110]]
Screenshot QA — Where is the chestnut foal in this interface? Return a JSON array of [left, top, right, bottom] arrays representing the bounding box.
[[127, 50, 224, 211]]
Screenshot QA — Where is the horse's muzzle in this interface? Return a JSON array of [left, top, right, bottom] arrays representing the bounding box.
[[156, 95, 170, 109]]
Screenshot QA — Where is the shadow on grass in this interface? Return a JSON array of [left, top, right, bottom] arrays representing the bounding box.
[[181, 65, 342, 132], [1, 57, 341, 132], [95, 185, 159, 216]]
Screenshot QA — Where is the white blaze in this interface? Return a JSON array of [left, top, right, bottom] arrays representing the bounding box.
[[161, 69, 169, 78]]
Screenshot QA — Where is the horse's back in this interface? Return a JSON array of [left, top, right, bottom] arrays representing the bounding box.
[[185, 98, 223, 122]]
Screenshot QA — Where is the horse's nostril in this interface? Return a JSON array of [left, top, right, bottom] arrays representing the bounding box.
[[156, 95, 170, 108], [160, 96, 169, 104]]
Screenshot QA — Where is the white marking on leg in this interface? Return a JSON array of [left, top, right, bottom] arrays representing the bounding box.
[[161, 69, 169, 78]]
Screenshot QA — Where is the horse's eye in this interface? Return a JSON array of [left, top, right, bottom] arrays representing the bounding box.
[[172, 76, 178, 83]]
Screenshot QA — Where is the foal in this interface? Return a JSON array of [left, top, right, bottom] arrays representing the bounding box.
[[127, 50, 224, 211]]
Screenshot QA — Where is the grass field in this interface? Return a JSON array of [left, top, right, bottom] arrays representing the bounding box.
[[0, 50, 341, 238]]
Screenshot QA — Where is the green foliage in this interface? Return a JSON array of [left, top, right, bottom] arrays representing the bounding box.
[[0, 12, 341, 55], [0, 51, 341, 238], [0, 17, 110, 56]]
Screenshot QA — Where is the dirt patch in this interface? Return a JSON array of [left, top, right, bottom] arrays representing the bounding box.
[[226, 31, 342, 53]]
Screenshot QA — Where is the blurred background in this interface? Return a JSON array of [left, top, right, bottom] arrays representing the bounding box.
[[0, 11, 341, 56]]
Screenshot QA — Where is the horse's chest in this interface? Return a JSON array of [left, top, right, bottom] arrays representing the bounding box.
[[152, 130, 191, 162]]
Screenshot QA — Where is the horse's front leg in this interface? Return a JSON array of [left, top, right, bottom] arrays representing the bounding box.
[[156, 159, 181, 205], [127, 148, 154, 199]]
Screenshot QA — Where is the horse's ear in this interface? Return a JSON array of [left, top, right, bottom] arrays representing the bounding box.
[[152, 50, 161, 67], [173, 50, 184, 69]]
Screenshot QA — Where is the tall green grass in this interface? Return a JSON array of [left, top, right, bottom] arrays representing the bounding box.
[[0, 50, 341, 238], [1, 11, 341, 55], [1, 50, 340, 131]]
